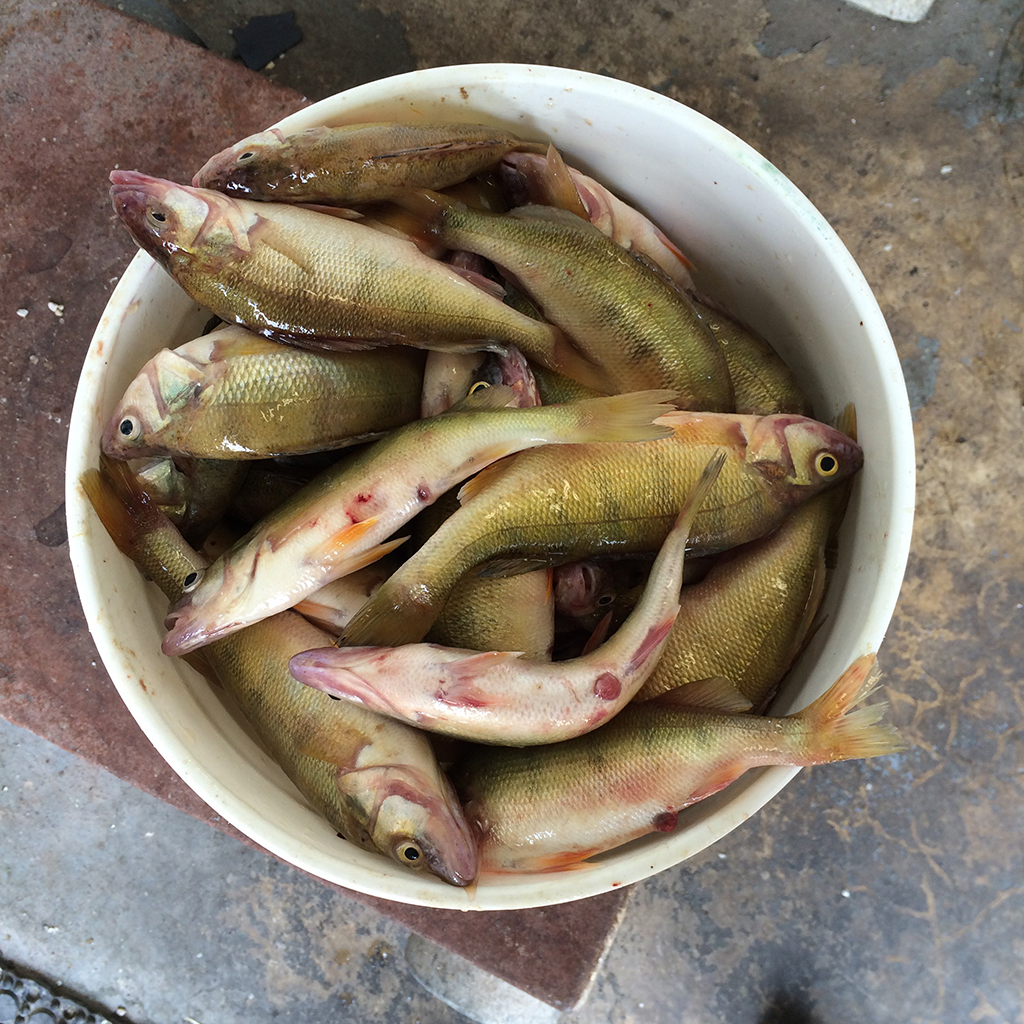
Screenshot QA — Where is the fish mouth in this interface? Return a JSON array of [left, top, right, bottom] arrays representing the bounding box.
[[162, 601, 239, 656], [831, 433, 865, 476], [109, 170, 178, 260], [192, 130, 286, 194], [192, 148, 252, 194], [288, 648, 400, 716], [109, 169, 175, 212], [432, 773, 480, 886]]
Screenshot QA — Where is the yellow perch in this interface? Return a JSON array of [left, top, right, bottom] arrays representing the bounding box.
[[454, 654, 906, 873], [394, 189, 733, 407], [194, 122, 546, 204], [634, 488, 844, 708], [500, 148, 696, 291], [289, 453, 724, 745], [342, 409, 862, 649], [103, 325, 425, 460]]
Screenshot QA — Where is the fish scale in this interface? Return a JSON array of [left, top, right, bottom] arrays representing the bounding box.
[[81, 460, 478, 886], [634, 488, 843, 706], [194, 122, 547, 204]]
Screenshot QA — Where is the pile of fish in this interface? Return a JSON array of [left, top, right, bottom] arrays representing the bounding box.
[[86, 120, 905, 886]]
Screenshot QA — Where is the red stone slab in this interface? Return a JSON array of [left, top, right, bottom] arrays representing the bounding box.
[[0, 0, 628, 1011]]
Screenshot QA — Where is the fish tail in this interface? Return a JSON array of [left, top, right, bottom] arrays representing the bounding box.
[[793, 654, 908, 762], [340, 575, 443, 649], [80, 464, 145, 555], [540, 325, 617, 394], [560, 389, 679, 443], [81, 457, 204, 603], [387, 188, 457, 233]]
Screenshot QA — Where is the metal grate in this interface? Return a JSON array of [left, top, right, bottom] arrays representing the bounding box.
[[0, 965, 120, 1024]]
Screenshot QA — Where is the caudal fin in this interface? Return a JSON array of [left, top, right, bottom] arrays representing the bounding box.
[[340, 575, 441, 649], [562, 389, 678, 443], [793, 654, 908, 762]]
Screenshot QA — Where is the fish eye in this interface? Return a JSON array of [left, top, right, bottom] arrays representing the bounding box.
[[181, 568, 204, 593], [238, 151, 255, 161], [815, 452, 839, 477], [396, 841, 425, 866], [118, 416, 141, 440], [597, 594, 614, 607], [149, 209, 167, 223], [468, 380, 491, 395]]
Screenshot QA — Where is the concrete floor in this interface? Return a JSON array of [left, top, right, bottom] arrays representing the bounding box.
[[5, 0, 1024, 1021]]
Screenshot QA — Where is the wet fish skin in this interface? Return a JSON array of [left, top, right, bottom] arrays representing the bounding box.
[[194, 123, 545, 205], [421, 351, 487, 418], [429, 569, 555, 663], [82, 460, 478, 886], [173, 457, 251, 548], [162, 387, 677, 656], [454, 654, 905, 873], [109, 172, 603, 390], [203, 609, 477, 887], [634, 488, 840, 706], [690, 298, 811, 416], [341, 410, 862, 649], [82, 457, 208, 599], [500, 150, 695, 291], [400, 191, 732, 408], [102, 325, 425, 460], [133, 456, 250, 547], [290, 452, 724, 746]]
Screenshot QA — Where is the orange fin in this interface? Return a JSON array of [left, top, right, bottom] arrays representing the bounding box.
[[834, 402, 858, 442], [543, 143, 590, 220], [683, 763, 748, 806], [321, 531, 409, 577], [581, 611, 613, 656], [296, 724, 368, 769], [528, 848, 603, 872], [623, 611, 678, 674], [792, 654, 908, 762], [296, 515, 383, 562]]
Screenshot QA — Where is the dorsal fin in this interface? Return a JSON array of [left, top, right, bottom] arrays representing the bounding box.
[[648, 676, 753, 714]]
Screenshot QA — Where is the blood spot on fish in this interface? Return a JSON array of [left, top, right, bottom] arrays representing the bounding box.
[[594, 672, 621, 701], [653, 811, 678, 833], [417, 484, 431, 502], [356, 493, 372, 504]]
